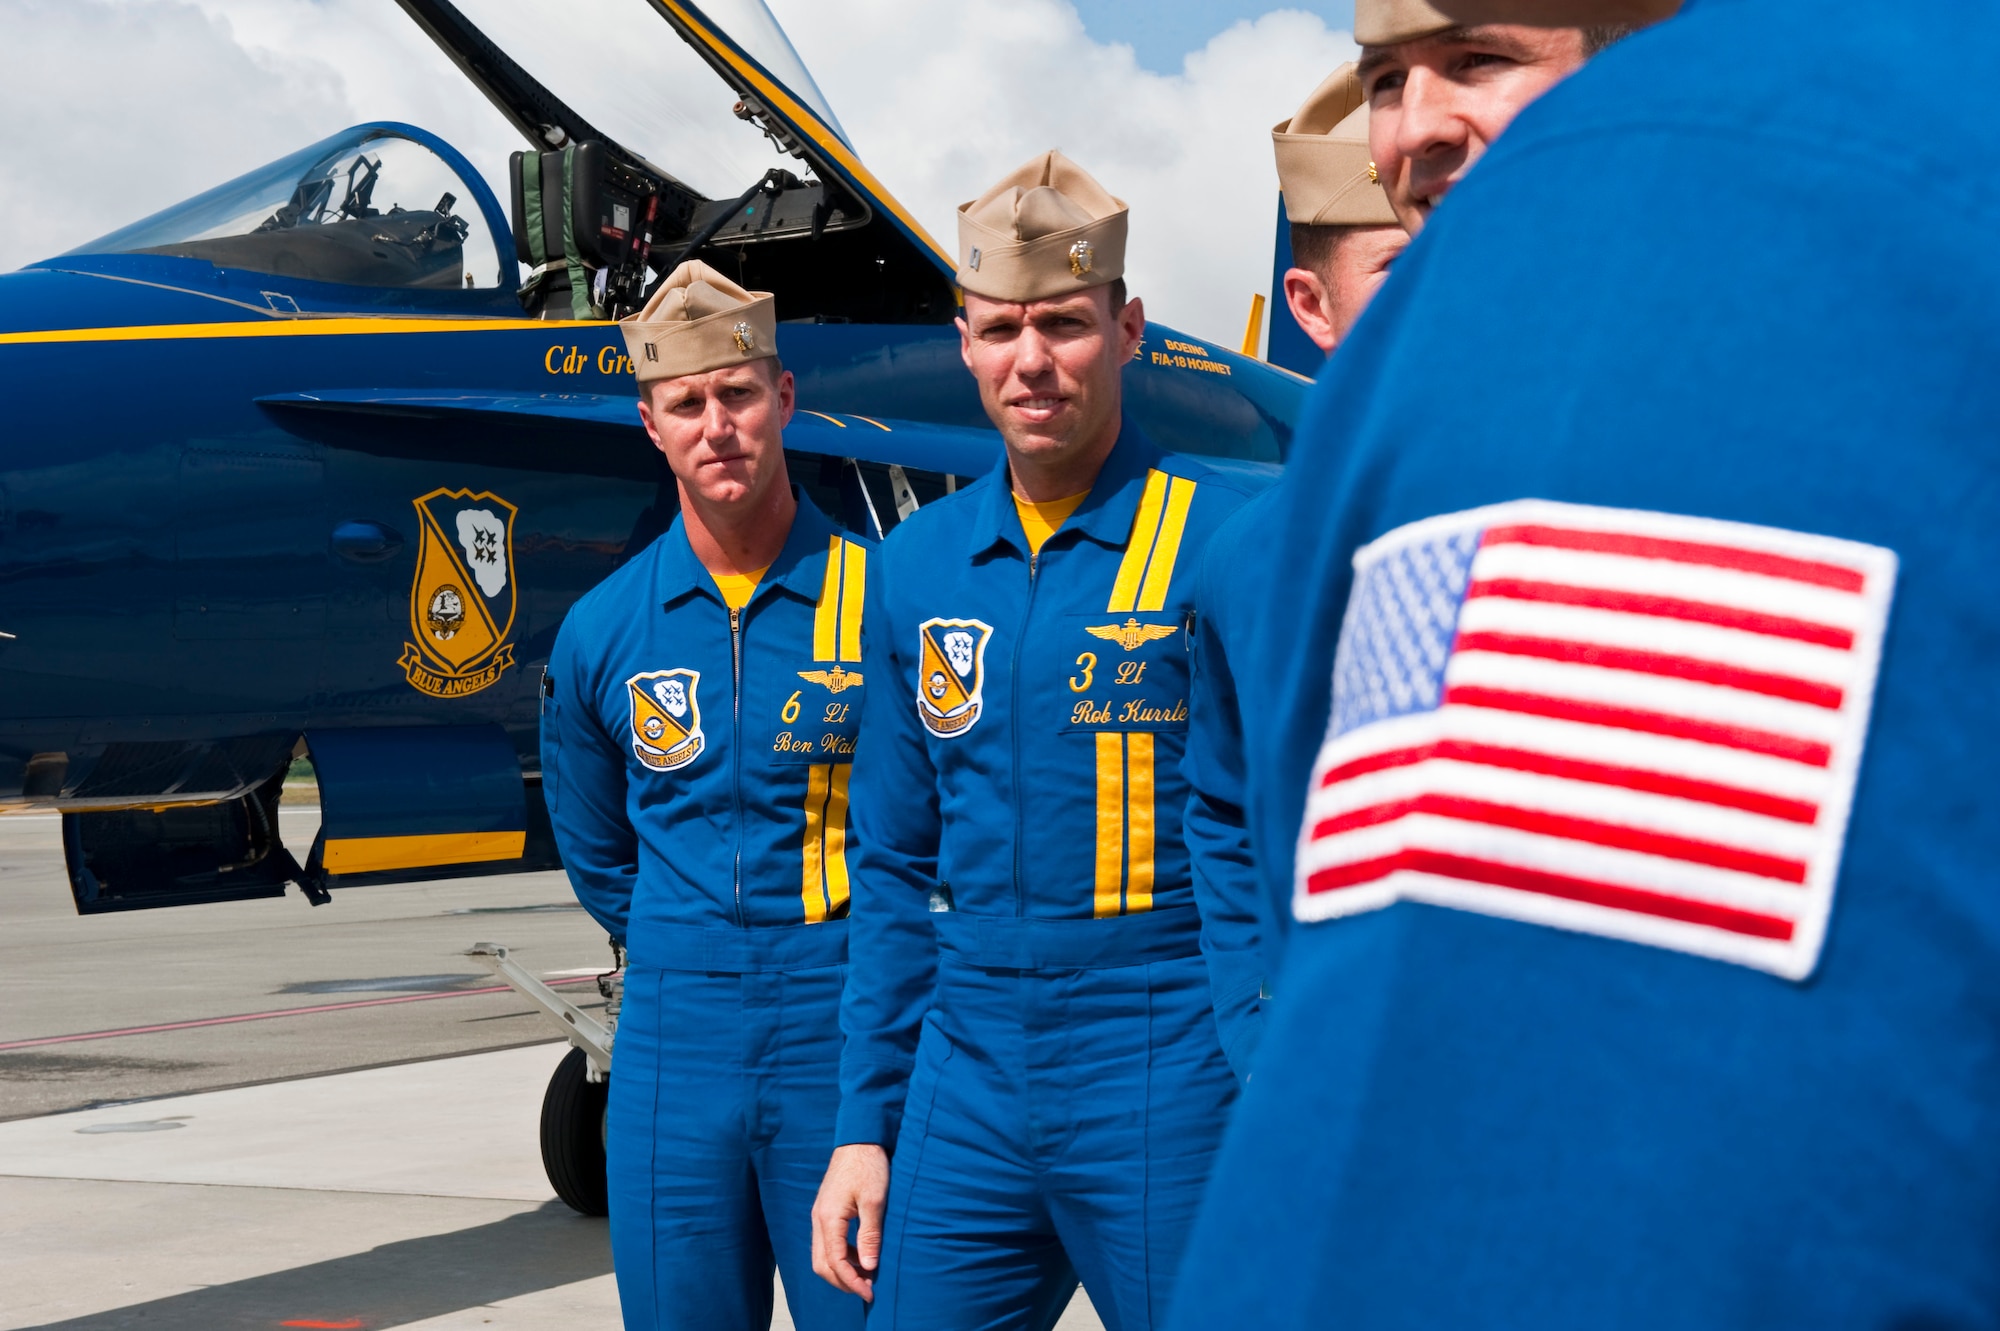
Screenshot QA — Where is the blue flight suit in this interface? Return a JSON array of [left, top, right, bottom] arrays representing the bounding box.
[[1183, 485, 1281, 1082], [543, 489, 871, 1331], [839, 423, 1249, 1330], [1171, 1, 2000, 1328]]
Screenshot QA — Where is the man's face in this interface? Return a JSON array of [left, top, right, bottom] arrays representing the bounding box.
[[638, 360, 795, 509], [1362, 25, 1588, 234], [957, 287, 1147, 469], [1284, 224, 1411, 354]]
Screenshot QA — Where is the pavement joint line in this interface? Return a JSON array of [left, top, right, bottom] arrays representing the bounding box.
[[0, 1170, 588, 1207], [0, 1036, 571, 1123], [0, 978, 600, 1052]]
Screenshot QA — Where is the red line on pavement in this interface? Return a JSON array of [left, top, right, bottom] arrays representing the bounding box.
[[0, 977, 599, 1052]]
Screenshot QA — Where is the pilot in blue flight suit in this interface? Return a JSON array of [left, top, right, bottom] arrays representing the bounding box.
[[810, 151, 1249, 1331], [1184, 62, 1409, 1081], [1171, 0, 2000, 1326], [543, 261, 870, 1331]]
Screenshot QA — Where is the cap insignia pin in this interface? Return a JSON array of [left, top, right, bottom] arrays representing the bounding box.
[[1366, 161, 1379, 184], [732, 321, 755, 353], [644, 342, 658, 362], [968, 247, 982, 271], [1068, 239, 1094, 278]]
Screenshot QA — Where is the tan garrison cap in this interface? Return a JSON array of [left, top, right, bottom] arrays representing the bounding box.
[[620, 260, 777, 386], [1357, 0, 1679, 43], [1273, 64, 1398, 227], [1356, 0, 1454, 45], [1427, 0, 1678, 26], [957, 150, 1128, 302]]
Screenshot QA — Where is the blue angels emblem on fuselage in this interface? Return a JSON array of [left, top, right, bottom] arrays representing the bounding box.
[[401, 488, 519, 698], [628, 668, 705, 771], [917, 618, 992, 739]]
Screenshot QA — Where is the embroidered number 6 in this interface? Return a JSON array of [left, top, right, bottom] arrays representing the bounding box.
[[782, 690, 802, 724]]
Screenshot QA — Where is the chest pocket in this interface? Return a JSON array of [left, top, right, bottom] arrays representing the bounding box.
[[1056, 466, 1200, 737], [769, 535, 867, 767], [1058, 612, 1191, 734], [770, 669, 865, 764]]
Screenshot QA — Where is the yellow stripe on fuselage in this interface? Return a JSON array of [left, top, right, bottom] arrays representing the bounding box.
[[653, 0, 953, 268], [0, 316, 605, 347], [322, 830, 526, 875]]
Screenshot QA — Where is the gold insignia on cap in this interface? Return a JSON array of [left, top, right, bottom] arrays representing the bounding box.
[[732, 321, 755, 354], [1068, 240, 1094, 278], [1367, 160, 1379, 184]]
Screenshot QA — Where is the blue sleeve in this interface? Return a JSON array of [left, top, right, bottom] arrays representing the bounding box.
[[837, 557, 941, 1149], [1184, 535, 1266, 1083], [542, 612, 636, 944]]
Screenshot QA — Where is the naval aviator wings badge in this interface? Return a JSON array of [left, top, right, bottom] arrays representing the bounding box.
[[628, 668, 705, 771], [401, 488, 519, 698], [916, 618, 992, 738]]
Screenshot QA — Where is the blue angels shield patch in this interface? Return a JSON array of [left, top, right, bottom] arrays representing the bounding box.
[[628, 668, 705, 771], [400, 488, 519, 698], [916, 618, 992, 738]]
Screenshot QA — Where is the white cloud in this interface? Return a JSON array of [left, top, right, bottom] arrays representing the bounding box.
[[0, 0, 1353, 344]]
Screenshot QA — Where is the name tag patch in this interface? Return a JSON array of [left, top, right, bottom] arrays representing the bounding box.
[[1294, 500, 1896, 981]]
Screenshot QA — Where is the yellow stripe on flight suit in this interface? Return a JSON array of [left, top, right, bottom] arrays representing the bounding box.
[[1093, 733, 1159, 917], [1094, 733, 1126, 917], [1107, 471, 1168, 614], [802, 762, 854, 922], [1095, 470, 1195, 914], [839, 543, 866, 663], [812, 537, 868, 664], [803, 538, 865, 920], [1124, 733, 1156, 912]]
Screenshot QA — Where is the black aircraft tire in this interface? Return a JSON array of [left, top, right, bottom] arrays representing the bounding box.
[[541, 1046, 610, 1216]]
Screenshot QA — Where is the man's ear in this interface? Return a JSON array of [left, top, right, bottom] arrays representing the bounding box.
[[1117, 294, 1147, 361], [1282, 268, 1339, 355], [956, 315, 974, 371], [775, 367, 797, 429], [636, 387, 669, 456]]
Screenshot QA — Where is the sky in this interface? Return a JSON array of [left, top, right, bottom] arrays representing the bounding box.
[[0, 0, 1357, 345]]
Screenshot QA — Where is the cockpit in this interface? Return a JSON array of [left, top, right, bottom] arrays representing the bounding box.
[[65, 126, 509, 292], [57, 0, 958, 325]]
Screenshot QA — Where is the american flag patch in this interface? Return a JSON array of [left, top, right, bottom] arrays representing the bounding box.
[[1295, 500, 1896, 980]]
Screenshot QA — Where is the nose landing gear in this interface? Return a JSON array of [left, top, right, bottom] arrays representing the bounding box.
[[467, 940, 620, 1216]]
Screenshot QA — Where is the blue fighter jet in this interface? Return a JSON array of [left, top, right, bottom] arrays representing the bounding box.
[[0, 0, 1297, 1208]]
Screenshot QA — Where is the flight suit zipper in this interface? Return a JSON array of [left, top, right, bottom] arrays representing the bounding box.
[[1009, 549, 1039, 917], [730, 602, 746, 928]]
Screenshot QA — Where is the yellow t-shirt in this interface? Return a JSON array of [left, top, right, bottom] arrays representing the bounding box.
[[1013, 492, 1089, 557], [711, 565, 769, 611]]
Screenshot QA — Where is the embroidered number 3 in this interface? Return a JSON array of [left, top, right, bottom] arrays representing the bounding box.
[[1070, 652, 1097, 692]]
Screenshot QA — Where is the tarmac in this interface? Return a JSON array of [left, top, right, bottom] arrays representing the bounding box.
[[0, 808, 1105, 1331]]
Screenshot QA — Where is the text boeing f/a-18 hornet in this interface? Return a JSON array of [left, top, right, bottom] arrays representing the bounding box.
[[0, 0, 1305, 1210]]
